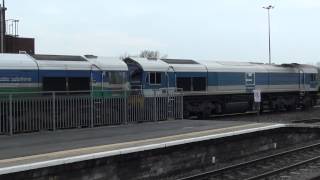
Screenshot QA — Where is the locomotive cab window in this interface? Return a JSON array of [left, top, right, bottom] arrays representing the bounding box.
[[149, 72, 162, 85], [109, 72, 126, 84]]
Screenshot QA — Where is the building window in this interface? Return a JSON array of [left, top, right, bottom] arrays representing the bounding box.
[[149, 72, 162, 85]]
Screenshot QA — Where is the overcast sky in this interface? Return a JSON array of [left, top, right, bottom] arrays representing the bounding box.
[[5, 0, 320, 64]]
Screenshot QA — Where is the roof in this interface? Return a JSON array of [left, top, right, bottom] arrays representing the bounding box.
[[292, 64, 318, 74], [85, 56, 128, 71], [198, 60, 317, 73], [259, 64, 299, 73], [32, 54, 87, 61], [125, 57, 169, 72], [33, 54, 92, 70], [161, 59, 199, 65], [161, 59, 207, 72], [0, 53, 38, 70], [198, 60, 268, 73]]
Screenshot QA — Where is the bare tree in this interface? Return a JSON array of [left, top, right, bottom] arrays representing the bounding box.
[[121, 50, 168, 60], [139, 50, 160, 59], [120, 52, 133, 60], [161, 54, 168, 59]]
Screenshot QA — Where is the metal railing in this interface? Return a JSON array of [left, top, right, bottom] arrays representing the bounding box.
[[0, 89, 183, 135]]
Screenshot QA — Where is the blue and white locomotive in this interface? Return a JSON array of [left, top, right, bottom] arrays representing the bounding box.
[[124, 57, 319, 117], [0, 53, 128, 94], [0, 53, 318, 118]]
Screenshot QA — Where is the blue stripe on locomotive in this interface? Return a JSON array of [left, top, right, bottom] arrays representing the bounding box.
[[255, 73, 268, 85], [0, 69, 95, 85], [207, 72, 245, 86], [255, 73, 300, 85], [216, 72, 245, 86], [0, 69, 38, 83], [268, 73, 300, 85], [210, 72, 301, 86]]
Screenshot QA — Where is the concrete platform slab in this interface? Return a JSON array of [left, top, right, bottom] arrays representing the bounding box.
[[0, 120, 286, 175]]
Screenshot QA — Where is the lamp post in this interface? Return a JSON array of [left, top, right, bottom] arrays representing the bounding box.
[[263, 5, 274, 64]]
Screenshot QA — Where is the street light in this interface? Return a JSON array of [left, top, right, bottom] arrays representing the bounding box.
[[263, 5, 274, 64]]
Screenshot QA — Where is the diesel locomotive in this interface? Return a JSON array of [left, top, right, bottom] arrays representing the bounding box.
[[0, 53, 318, 118]]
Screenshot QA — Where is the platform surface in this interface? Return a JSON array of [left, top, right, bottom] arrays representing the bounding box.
[[0, 120, 285, 175]]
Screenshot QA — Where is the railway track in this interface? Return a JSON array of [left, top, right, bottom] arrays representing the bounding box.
[[292, 118, 320, 124], [179, 142, 320, 180]]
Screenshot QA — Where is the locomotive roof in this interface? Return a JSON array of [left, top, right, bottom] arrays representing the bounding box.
[[161, 59, 199, 65], [32, 54, 92, 70], [32, 54, 87, 61], [195, 60, 269, 73], [161, 59, 207, 72], [84, 56, 128, 71], [125, 57, 169, 72], [285, 64, 318, 74], [196, 60, 317, 73], [0, 53, 38, 70]]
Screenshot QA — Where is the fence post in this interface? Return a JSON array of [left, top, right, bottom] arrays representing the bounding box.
[[180, 92, 184, 120], [52, 92, 56, 131], [167, 89, 170, 120], [123, 90, 128, 124], [90, 93, 94, 128], [9, 94, 13, 136], [153, 90, 157, 122]]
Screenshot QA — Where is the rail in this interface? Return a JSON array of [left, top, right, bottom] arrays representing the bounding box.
[[0, 89, 183, 135], [179, 142, 320, 180]]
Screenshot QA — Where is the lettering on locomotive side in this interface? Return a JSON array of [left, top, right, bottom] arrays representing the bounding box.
[[0, 77, 32, 82]]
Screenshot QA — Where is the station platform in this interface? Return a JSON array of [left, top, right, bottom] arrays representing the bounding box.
[[0, 120, 285, 175]]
